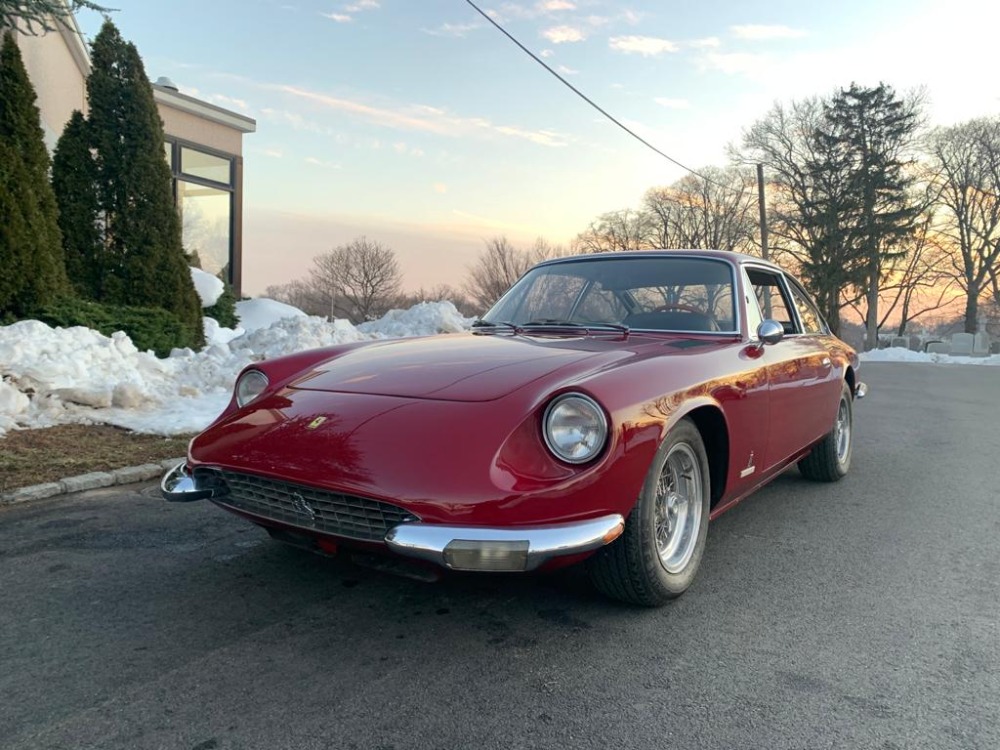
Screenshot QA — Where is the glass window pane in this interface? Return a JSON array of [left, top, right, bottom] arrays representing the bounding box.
[[786, 279, 827, 334], [180, 147, 232, 185], [747, 269, 797, 334], [178, 180, 231, 281]]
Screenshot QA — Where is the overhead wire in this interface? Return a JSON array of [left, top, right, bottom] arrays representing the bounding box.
[[462, 0, 741, 193]]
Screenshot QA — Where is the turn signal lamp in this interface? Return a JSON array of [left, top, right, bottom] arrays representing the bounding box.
[[443, 540, 530, 571]]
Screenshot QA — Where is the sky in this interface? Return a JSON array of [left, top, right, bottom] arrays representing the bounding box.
[[73, 0, 1000, 296]]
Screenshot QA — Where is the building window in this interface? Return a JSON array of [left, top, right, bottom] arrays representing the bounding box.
[[166, 140, 235, 283]]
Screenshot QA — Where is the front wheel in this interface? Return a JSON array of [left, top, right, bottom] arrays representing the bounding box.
[[798, 380, 853, 482], [587, 419, 711, 606]]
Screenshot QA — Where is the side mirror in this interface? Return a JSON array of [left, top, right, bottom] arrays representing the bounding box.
[[757, 319, 785, 346]]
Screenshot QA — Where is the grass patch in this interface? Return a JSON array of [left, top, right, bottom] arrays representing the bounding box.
[[1, 425, 192, 492]]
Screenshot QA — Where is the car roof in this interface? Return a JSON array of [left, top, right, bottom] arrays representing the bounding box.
[[534, 249, 785, 273]]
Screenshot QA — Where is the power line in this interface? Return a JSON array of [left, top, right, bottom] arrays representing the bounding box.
[[462, 0, 735, 191]]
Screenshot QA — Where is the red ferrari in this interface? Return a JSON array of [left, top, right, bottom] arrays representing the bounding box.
[[163, 250, 866, 606]]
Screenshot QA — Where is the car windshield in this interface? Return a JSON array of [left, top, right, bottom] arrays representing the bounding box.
[[481, 255, 737, 333]]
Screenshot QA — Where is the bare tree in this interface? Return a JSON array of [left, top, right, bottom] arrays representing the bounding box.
[[737, 98, 857, 334], [643, 166, 759, 253], [463, 236, 547, 312], [925, 118, 1000, 333], [397, 284, 477, 318], [264, 280, 329, 317], [737, 88, 924, 343], [574, 209, 655, 253], [309, 237, 402, 322], [843, 211, 958, 335]]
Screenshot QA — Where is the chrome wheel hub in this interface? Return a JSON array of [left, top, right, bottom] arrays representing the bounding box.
[[653, 443, 702, 574], [835, 399, 851, 463]]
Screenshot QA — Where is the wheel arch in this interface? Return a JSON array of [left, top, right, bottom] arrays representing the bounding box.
[[844, 365, 857, 397], [681, 405, 729, 510]]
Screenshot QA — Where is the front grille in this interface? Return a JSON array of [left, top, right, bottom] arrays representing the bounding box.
[[201, 469, 419, 542]]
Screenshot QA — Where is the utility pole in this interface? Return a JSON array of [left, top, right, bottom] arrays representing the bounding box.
[[757, 163, 769, 261]]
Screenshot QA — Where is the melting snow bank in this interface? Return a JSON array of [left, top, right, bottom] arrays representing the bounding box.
[[860, 349, 1000, 365], [0, 300, 474, 437]]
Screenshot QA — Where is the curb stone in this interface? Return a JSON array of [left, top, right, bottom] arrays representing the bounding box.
[[0, 457, 185, 507]]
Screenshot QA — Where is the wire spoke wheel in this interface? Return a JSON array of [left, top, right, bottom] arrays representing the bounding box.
[[835, 398, 851, 463], [587, 418, 710, 606], [653, 443, 703, 574]]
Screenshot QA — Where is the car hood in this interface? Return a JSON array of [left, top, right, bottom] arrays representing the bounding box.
[[289, 332, 628, 401]]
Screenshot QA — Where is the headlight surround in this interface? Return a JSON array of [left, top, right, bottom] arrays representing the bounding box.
[[543, 393, 608, 464], [235, 369, 269, 408]]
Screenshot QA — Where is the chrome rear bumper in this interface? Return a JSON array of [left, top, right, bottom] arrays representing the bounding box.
[[385, 515, 625, 572]]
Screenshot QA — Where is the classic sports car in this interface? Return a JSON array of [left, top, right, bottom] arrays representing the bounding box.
[[163, 250, 866, 606]]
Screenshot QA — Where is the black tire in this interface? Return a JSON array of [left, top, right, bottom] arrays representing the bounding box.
[[587, 419, 711, 606], [798, 380, 853, 482]]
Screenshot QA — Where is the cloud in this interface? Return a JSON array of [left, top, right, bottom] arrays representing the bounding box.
[[268, 84, 570, 147], [730, 24, 807, 40], [540, 48, 555, 58], [304, 157, 342, 169], [322, 12, 352, 23], [393, 142, 425, 157], [689, 36, 720, 49], [422, 22, 480, 37], [542, 25, 587, 43], [538, 0, 575, 9], [492, 125, 568, 147], [609, 35, 678, 56], [556, 65, 578, 75], [700, 51, 769, 76], [344, 0, 378, 11], [203, 92, 251, 112], [655, 97, 691, 109], [256, 147, 284, 158]]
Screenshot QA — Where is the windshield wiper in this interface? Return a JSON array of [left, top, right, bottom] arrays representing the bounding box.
[[522, 319, 631, 334], [471, 319, 520, 332]]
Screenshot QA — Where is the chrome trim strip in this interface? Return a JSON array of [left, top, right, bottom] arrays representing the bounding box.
[[160, 462, 215, 503], [384, 514, 625, 571]]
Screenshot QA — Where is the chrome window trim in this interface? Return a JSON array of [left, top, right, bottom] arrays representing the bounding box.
[[487, 254, 742, 336], [743, 263, 805, 337]]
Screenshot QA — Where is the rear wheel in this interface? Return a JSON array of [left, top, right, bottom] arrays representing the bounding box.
[[587, 419, 710, 606], [798, 380, 853, 482]]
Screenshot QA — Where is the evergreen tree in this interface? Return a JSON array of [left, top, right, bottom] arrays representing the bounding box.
[[1, 1, 113, 35], [86, 21, 203, 348], [52, 109, 101, 298], [0, 30, 68, 317], [813, 83, 921, 349]]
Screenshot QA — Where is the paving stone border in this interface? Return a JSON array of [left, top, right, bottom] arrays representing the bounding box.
[[1, 457, 183, 506]]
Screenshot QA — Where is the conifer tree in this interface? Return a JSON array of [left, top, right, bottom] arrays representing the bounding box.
[[0, 30, 68, 317], [86, 21, 203, 348], [52, 109, 101, 298]]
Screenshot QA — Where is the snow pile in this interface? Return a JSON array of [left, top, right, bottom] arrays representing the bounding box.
[[0, 300, 474, 437], [190, 267, 225, 307], [861, 349, 1000, 366]]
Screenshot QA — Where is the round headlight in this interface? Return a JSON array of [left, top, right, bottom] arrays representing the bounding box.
[[543, 393, 608, 464], [235, 369, 269, 408]]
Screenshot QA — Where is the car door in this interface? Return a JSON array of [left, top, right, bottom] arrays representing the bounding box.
[[745, 266, 834, 469]]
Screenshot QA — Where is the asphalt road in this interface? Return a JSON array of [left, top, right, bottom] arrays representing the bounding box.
[[1, 363, 998, 750]]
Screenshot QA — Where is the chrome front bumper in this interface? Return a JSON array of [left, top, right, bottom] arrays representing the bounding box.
[[161, 462, 216, 502], [385, 515, 625, 572], [162, 462, 626, 572]]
